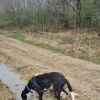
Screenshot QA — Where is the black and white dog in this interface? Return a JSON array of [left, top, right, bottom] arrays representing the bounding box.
[[21, 72, 75, 100]]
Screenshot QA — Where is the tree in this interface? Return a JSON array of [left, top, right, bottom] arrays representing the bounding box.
[[76, 0, 81, 28]]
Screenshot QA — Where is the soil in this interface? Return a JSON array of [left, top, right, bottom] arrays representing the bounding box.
[[0, 80, 13, 100], [0, 35, 100, 100]]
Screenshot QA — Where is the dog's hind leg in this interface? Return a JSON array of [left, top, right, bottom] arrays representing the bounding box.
[[54, 85, 62, 100], [54, 91, 60, 100]]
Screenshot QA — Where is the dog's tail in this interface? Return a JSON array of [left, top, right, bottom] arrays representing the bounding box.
[[65, 79, 73, 92], [65, 79, 75, 100]]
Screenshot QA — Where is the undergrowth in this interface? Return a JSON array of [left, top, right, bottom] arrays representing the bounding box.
[[10, 32, 100, 64]]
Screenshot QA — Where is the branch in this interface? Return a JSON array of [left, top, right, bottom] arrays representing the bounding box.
[[64, 0, 76, 11], [48, 0, 76, 11]]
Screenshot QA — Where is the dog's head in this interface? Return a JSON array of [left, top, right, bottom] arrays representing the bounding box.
[[21, 91, 27, 100], [21, 80, 32, 100]]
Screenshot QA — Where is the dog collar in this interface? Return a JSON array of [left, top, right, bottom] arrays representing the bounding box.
[[26, 85, 33, 93]]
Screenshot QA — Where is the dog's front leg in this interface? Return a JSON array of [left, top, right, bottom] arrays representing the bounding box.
[[38, 92, 43, 100], [33, 87, 43, 100]]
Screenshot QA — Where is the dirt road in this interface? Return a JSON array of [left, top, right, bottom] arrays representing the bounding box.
[[0, 35, 100, 100]]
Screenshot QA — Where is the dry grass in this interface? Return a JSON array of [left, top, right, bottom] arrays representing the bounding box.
[[0, 81, 13, 100], [0, 33, 100, 100], [6, 30, 100, 64]]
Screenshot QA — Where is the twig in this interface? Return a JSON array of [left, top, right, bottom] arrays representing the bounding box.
[[15, 65, 33, 71]]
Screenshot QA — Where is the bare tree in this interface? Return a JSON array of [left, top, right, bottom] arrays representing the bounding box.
[[76, 0, 81, 28]]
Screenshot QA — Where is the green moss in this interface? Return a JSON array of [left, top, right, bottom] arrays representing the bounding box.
[[10, 34, 25, 41], [34, 43, 66, 54]]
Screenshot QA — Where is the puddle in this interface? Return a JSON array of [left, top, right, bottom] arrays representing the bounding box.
[[0, 64, 35, 100]]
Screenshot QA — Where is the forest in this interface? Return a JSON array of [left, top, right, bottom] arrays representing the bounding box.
[[0, 0, 100, 31]]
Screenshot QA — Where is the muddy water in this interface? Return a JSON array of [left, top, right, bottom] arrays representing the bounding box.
[[0, 64, 35, 100]]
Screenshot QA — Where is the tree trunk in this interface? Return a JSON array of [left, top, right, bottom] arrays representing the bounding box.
[[76, 0, 81, 28]]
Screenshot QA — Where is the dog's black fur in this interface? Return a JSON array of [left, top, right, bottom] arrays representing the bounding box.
[[21, 72, 73, 100]]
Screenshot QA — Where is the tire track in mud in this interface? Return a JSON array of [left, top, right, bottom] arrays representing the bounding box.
[[0, 64, 36, 100]]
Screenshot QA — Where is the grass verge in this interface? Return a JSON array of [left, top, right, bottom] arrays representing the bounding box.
[[10, 33, 100, 64]]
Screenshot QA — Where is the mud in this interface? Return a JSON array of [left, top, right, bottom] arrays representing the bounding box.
[[0, 64, 36, 100]]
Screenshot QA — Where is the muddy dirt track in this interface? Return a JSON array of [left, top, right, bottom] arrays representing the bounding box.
[[0, 35, 100, 100]]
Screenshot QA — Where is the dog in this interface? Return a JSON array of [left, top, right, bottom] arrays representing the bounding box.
[[21, 72, 75, 100]]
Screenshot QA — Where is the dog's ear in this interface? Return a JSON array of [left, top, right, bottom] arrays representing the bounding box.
[[21, 91, 27, 100]]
